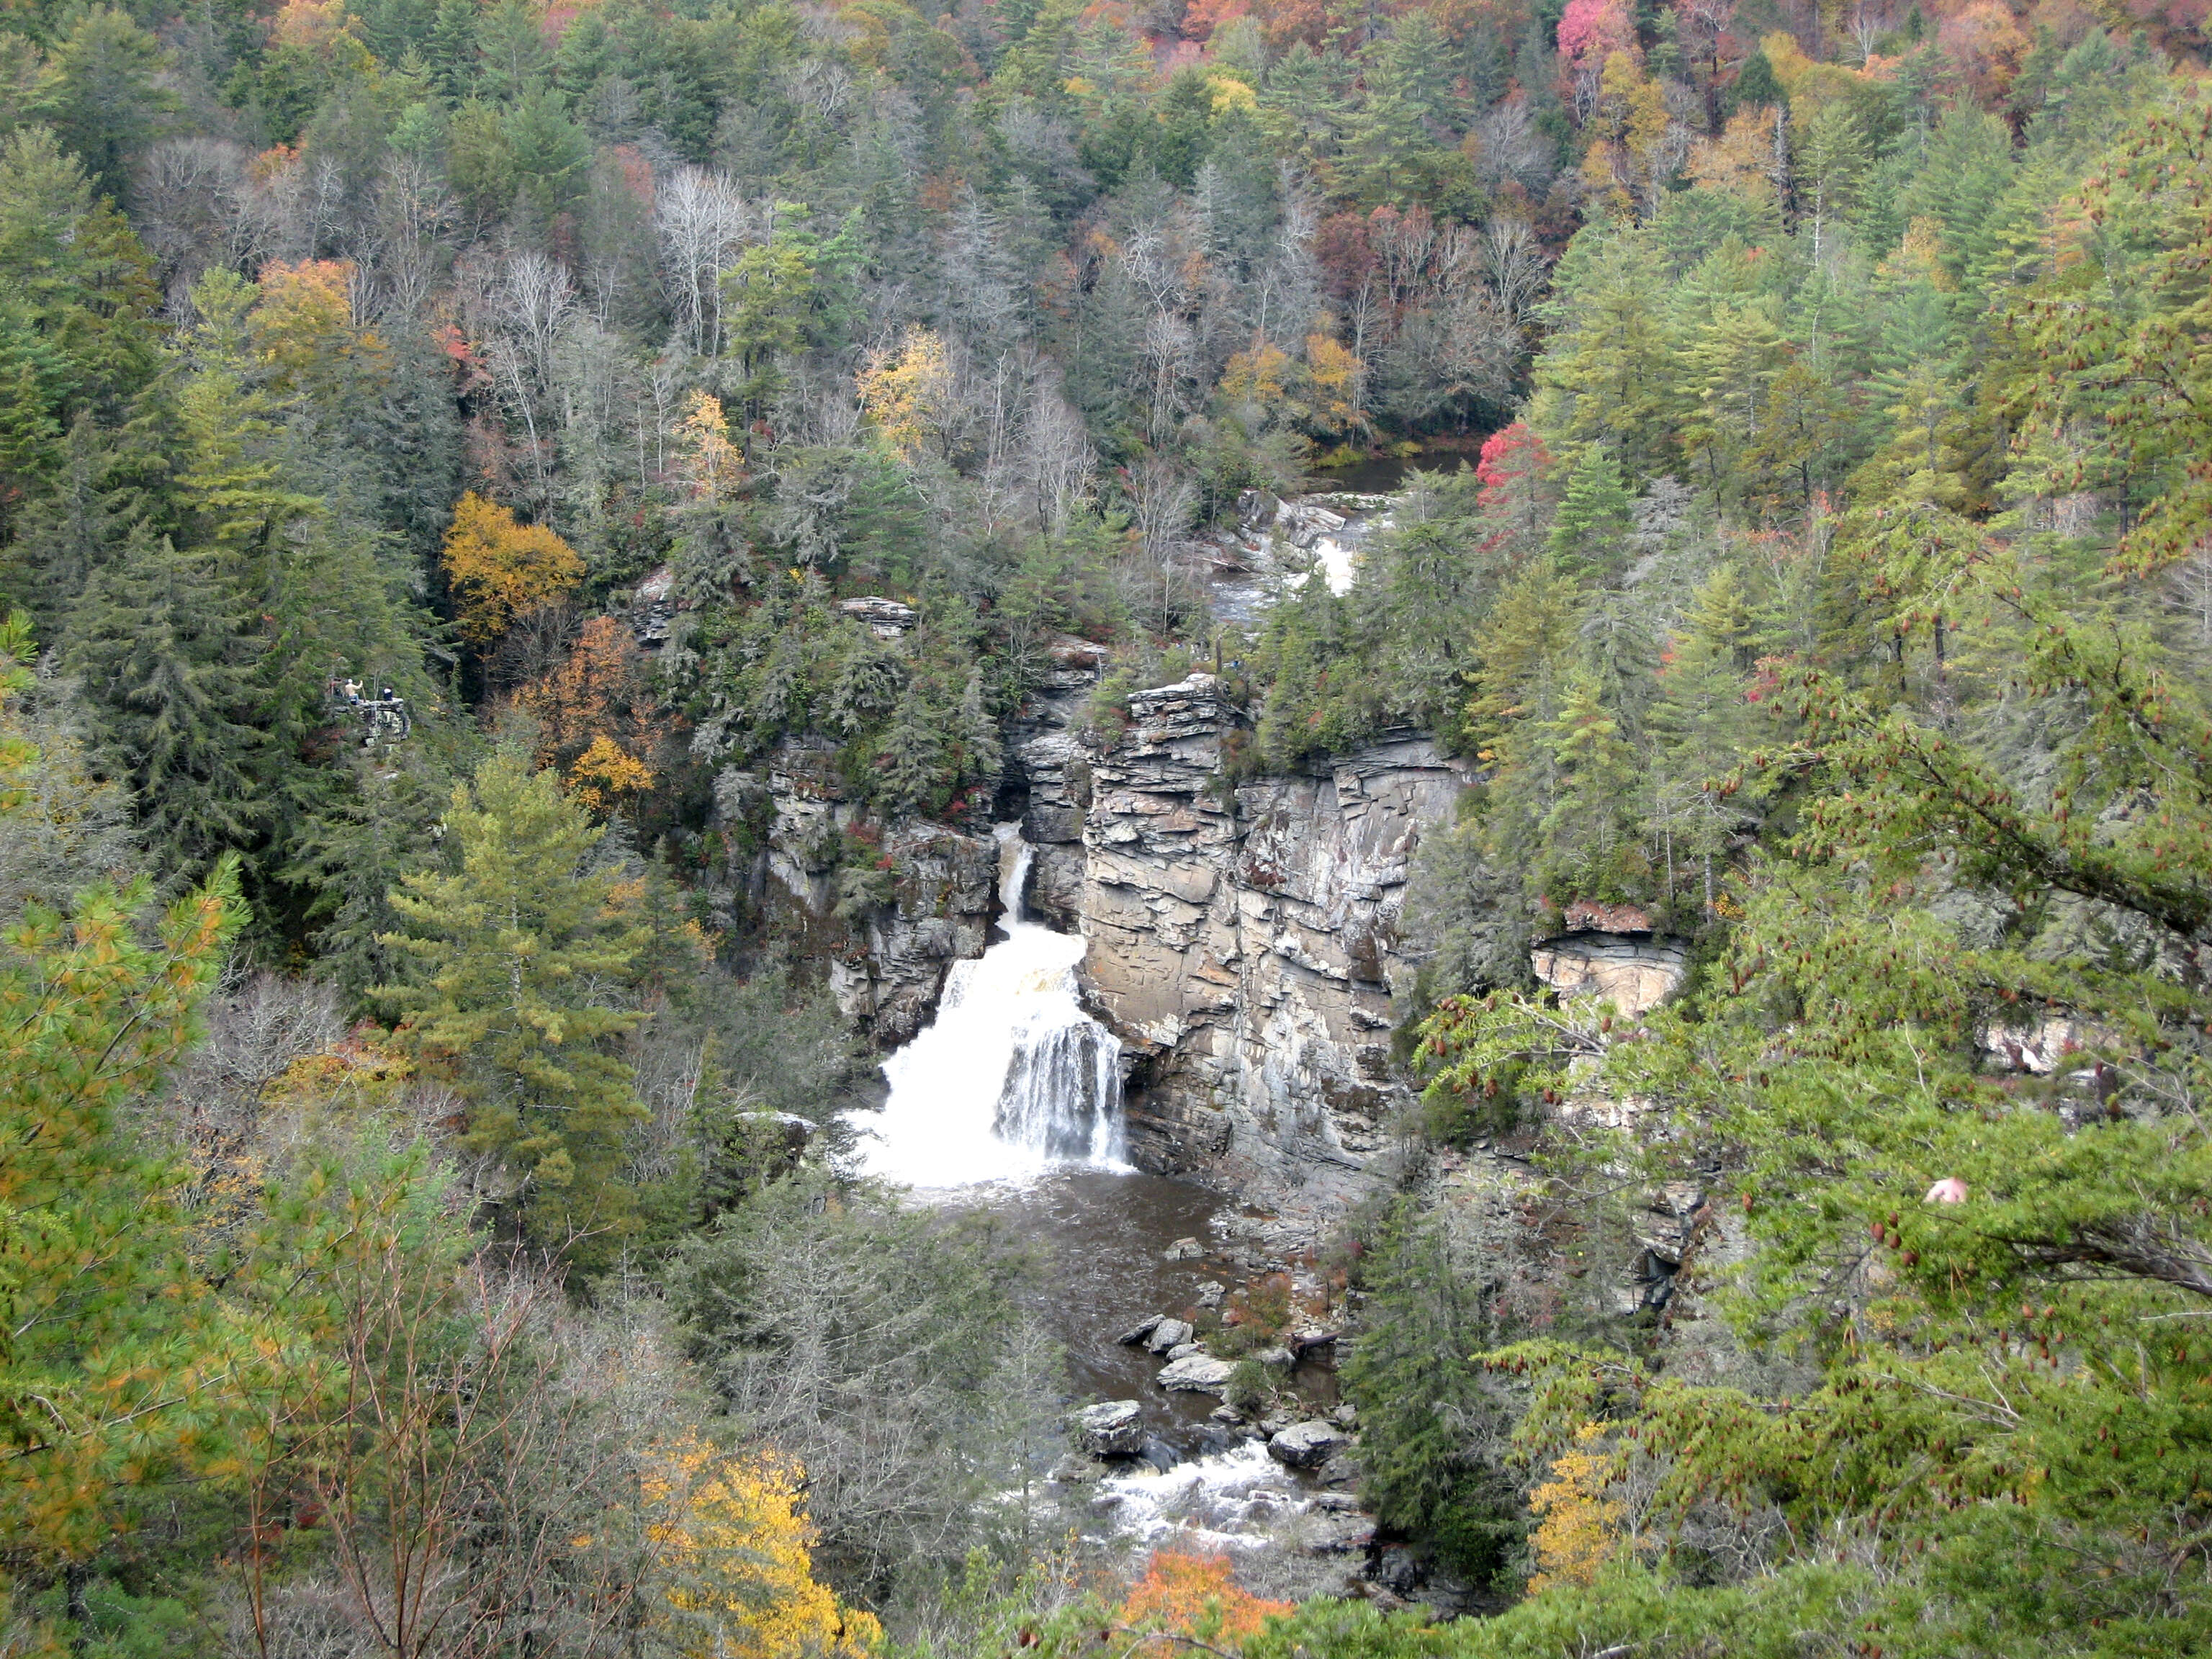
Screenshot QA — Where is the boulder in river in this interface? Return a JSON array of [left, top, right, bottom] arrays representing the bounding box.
[[1048, 1453, 1104, 1484], [1301, 1513, 1377, 1555], [1145, 1318, 1193, 1353], [1072, 1400, 1146, 1457], [1156, 1354, 1238, 1393], [1117, 1314, 1164, 1346], [1267, 1420, 1349, 1467], [1164, 1236, 1204, 1261]]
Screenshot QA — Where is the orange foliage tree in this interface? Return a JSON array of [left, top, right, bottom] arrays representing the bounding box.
[[511, 613, 662, 808], [439, 491, 585, 646], [1115, 1549, 1290, 1653]]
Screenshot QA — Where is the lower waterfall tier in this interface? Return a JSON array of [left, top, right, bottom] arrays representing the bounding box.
[[850, 827, 1126, 1187]]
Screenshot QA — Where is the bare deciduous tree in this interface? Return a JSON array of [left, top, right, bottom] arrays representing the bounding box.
[[655, 167, 755, 361]]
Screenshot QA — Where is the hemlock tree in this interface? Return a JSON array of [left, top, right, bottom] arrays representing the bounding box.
[[60, 525, 270, 878], [378, 750, 649, 1246]]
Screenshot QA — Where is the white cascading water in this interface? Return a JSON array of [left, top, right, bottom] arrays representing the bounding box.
[[851, 824, 1128, 1187]]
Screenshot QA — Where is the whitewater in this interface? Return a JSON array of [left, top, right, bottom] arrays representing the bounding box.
[[849, 824, 1128, 1187]]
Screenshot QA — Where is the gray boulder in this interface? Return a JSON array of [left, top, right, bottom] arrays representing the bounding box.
[[1117, 1314, 1164, 1346], [1072, 1400, 1146, 1457], [1156, 1354, 1238, 1394], [1267, 1420, 1349, 1468], [1145, 1318, 1194, 1353], [1164, 1237, 1205, 1261]]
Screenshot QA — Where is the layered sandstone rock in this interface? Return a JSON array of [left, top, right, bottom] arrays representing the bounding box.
[[1070, 675, 1470, 1223], [1530, 932, 1689, 1018]]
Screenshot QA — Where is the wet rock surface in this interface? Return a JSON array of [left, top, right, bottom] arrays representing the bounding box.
[[1266, 1420, 1349, 1468], [1156, 1353, 1240, 1393], [1073, 1400, 1147, 1457]]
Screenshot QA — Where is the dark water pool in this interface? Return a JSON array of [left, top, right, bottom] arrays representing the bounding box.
[[1310, 443, 1483, 495], [925, 1166, 1337, 1455]]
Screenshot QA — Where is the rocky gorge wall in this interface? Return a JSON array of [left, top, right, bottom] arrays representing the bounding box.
[[1023, 675, 1471, 1226]]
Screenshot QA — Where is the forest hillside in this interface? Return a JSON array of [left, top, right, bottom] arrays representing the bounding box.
[[1, 0, 2211, 1651]]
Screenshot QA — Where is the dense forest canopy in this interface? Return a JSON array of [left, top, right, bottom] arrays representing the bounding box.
[[2, 0, 2212, 1649]]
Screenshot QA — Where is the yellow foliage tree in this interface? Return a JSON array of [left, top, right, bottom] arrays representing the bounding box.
[[1302, 333, 1367, 441], [249, 258, 377, 397], [675, 390, 743, 500], [1220, 338, 1293, 410], [439, 491, 585, 646], [1581, 52, 1673, 218], [856, 326, 950, 460], [1689, 108, 1783, 211], [1525, 1422, 1625, 1592], [642, 1431, 881, 1659], [568, 734, 653, 811]]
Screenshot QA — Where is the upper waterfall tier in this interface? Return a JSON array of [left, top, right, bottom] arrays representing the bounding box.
[[850, 825, 1126, 1187]]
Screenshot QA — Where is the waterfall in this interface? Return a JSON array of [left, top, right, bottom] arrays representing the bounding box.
[[851, 824, 1128, 1187]]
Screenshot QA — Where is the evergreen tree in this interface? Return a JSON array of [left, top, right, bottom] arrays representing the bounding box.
[[1546, 446, 1634, 575], [378, 750, 650, 1245], [0, 609, 248, 1580], [1341, 1200, 1521, 1587], [27, 7, 174, 204], [61, 526, 269, 877]]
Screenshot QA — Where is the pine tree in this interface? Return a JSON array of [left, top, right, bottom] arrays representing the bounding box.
[[378, 750, 650, 1245], [0, 126, 158, 523], [428, 0, 481, 100], [1534, 668, 1641, 896], [876, 681, 949, 818], [285, 745, 456, 999], [1546, 446, 1634, 575], [27, 7, 175, 204], [1341, 1200, 1521, 1586], [61, 526, 269, 877], [1648, 564, 1772, 912]]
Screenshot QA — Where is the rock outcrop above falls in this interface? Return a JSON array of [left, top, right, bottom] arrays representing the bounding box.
[[714, 740, 998, 1048], [1056, 675, 1471, 1222], [1531, 932, 1689, 1019]]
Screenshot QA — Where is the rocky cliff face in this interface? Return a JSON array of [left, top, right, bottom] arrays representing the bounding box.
[[1038, 675, 1473, 1225], [714, 739, 999, 1049]]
